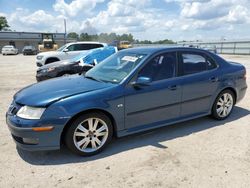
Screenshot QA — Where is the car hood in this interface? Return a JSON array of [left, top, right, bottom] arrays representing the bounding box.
[[14, 75, 113, 107], [38, 60, 73, 70]]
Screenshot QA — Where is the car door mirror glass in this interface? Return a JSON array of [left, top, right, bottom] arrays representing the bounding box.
[[131, 76, 152, 87], [63, 48, 69, 52]]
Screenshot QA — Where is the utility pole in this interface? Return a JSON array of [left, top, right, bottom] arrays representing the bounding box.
[[64, 19, 67, 44]]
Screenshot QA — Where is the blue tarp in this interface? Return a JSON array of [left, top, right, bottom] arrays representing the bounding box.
[[72, 46, 117, 65]]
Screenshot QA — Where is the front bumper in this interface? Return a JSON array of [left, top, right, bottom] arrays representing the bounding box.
[[2, 51, 16, 55], [36, 74, 53, 82], [36, 70, 59, 82], [23, 51, 36, 55], [36, 61, 43, 67], [6, 114, 68, 151]]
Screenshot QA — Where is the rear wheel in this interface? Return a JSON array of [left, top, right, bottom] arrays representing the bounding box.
[[65, 112, 113, 156], [211, 90, 235, 120]]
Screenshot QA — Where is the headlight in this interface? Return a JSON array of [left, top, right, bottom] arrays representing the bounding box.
[[47, 67, 55, 72], [36, 55, 44, 60], [40, 67, 55, 73], [16, 106, 46, 119]]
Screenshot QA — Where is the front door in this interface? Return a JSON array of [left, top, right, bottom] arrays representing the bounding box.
[[124, 52, 182, 130]]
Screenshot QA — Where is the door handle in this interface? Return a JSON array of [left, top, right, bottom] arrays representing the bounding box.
[[168, 85, 177, 90], [209, 77, 218, 82]]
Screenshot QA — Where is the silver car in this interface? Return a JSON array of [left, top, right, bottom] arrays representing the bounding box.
[[1, 45, 18, 55]]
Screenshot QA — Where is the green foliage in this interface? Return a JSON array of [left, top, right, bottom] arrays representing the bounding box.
[[79, 32, 134, 43], [68, 31, 175, 44], [67, 32, 79, 39], [0, 16, 10, 31]]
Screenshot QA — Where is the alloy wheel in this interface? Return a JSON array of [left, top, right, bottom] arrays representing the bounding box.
[[73, 118, 109, 153], [216, 93, 234, 118]]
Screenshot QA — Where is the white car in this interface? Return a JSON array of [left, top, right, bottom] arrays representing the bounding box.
[[36, 41, 107, 67], [1, 45, 18, 55]]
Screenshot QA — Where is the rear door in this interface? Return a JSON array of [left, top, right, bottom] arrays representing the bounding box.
[[178, 51, 220, 117]]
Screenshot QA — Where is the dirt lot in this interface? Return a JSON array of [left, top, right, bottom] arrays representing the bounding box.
[[0, 54, 249, 188]]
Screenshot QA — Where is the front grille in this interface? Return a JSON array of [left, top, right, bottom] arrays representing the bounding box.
[[8, 101, 22, 115]]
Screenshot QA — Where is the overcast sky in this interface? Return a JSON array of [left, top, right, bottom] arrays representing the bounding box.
[[0, 0, 250, 41]]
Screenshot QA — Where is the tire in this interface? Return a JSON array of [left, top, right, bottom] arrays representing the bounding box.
[[211, 89, 235, 120], [65, 112, 113, 156]]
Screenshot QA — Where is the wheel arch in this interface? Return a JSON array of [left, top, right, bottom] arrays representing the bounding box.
[[45, 57, 60, 64], [60, 108, 118, 145], [219, 87, 237, 104]]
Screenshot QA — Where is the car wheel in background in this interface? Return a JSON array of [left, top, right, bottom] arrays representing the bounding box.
[[211, 89, 235, 120], [65, 112, 113, 156]]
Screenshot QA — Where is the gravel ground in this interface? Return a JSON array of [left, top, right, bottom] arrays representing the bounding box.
[[0, 54, 249, 188]]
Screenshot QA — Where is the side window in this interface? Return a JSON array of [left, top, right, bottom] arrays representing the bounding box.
[[138, 52, 176, 82], [181, 53, 216, 75], [66, 44, 104, 51], [78, 44, 103, 51], [67, 45, 75, 51]]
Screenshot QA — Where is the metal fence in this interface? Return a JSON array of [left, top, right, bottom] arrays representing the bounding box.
[[133, 40, 250, 55]]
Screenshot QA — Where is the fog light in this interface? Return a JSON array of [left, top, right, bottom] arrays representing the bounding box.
[[23, 138, 39, 145]]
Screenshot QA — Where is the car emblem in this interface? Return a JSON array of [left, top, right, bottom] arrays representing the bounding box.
[[117, 104, 123, 108]]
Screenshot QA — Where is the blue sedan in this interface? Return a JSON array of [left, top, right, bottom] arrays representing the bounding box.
[[6, 47, 247, 156]]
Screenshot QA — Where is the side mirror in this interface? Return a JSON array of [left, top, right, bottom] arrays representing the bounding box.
[[131, 76, 152, 88], [63, 48, 69, 52]]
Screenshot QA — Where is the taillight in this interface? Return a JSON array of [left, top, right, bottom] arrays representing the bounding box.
[[244, 72, 247, 80]]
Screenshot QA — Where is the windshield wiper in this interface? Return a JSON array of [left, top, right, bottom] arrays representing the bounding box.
[[84, 75, 103, 82]]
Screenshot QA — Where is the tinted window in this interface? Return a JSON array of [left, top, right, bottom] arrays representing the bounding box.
[[138, 52, 176, 81], [181, 53, 216, 75], [67, 43, 103, 51]]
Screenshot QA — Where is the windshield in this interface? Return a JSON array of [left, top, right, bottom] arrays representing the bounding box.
[[57, 44, 67, 52], [85, 51, 147, 84], [24, 46, 32, 49]]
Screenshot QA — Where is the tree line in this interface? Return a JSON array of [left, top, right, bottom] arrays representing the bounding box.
[[67, 32, 175, 44], [1, 16, 175, 44]]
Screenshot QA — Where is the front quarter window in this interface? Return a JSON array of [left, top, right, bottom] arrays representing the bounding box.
[[57, 44, 67, 52], [85, 52, 146, 83]]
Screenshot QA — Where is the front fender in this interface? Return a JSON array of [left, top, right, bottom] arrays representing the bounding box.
[[43, 91, 125, 131]]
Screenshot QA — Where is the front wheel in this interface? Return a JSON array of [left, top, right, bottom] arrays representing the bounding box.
[[211, 90, 235, 120], [65, 112, 113, 156]]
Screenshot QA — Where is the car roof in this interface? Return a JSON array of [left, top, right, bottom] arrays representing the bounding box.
[[3, 45, 14, 48], [121, 46, 212, 55]]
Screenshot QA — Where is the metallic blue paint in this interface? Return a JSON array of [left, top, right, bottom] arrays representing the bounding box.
[[6, 47, 247, 151]]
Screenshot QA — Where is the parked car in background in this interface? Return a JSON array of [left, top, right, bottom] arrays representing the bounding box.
[[110, 40, 132, 50], [1, 45, 18, 55], [22, 46, 37, 55], [36, 46, 117, 81], [6, 47, 247, 156], [36, 42, 107, 67], [119, 41, 132, 50]]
